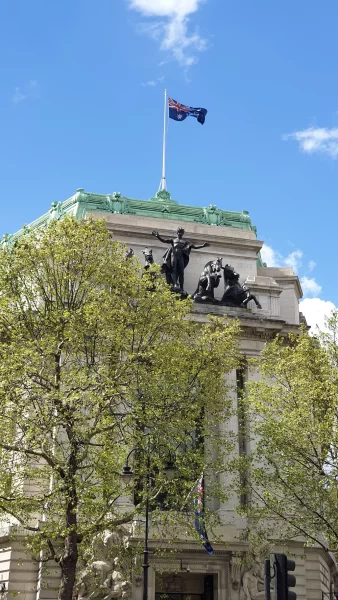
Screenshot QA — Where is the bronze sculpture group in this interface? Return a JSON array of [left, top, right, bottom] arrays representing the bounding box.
[[135, 227, 261, 309], [192, 259, 261, 308]]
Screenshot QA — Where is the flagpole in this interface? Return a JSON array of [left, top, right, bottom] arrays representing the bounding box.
[[159, 88, 167, 191]]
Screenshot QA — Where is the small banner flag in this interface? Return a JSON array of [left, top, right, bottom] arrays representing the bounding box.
[[169, 97, 207, 125], [194, 475, 214, 555]]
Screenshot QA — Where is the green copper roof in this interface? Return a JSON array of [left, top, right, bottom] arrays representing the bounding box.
[[5, 188, 259, 246], [3, 187, 264, 267]]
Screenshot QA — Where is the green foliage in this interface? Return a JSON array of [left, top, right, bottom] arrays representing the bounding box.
[[240, 315, 338, 556], [0, 217, 240, 598]]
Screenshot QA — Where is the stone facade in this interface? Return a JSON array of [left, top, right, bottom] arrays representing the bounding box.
[[0, 200, 336, 600], [95, 213, 335, 600]]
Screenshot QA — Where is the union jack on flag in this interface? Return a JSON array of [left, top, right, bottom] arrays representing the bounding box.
[[168, 97, 207, 125], [194, 475, 214, 555]]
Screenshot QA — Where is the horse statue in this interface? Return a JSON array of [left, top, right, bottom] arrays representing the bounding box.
[[193, 258, 223, 303], [221, 264, 262, 309]]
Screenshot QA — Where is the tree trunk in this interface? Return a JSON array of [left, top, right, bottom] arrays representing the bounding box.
[[59, 529, 78, 600], [58, 439, 79, 600]]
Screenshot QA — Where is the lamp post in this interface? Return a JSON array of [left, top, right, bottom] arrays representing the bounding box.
[[122, 450, 175, 600]]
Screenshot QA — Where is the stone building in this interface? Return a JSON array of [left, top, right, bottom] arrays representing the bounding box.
[[0, 188, 335, 600]]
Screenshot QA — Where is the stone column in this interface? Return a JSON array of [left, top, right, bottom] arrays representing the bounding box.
[[217, 370, 243, 533]]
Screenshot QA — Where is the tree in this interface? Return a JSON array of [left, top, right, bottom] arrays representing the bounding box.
[[0, 217, 241, 600], [239, 314, 338, 558]]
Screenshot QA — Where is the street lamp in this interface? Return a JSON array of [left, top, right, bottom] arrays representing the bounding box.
[[121, 450, 175, 600]]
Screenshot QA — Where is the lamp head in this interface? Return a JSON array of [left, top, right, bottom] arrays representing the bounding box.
[[121, 464, 133, 485]]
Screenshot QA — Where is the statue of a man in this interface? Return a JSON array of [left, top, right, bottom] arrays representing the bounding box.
[[152, 227, 210, 291]]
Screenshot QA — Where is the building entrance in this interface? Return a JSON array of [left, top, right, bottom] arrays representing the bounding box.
[[155, 573, 215, 600]]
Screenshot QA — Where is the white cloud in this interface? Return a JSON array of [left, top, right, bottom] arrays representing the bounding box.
[[283, 127, 338, 159], [128, 0, 208, 67], [141, 80, 157, 87], [260, 244, 303, 274], [300, 276, 322, 297], [299, 298, 336, 332], [260, 244, 282, 267], [141, 76, 165, 87], [284, 250, 303, 274], [308, 260, 316, 272], [12, 87, 25, 104], [12, 80, 39, 104]]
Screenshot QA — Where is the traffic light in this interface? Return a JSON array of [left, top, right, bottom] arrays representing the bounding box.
[[274, 554, 296, 600]]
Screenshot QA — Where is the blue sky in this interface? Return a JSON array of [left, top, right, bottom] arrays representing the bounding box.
[[1, 0, 338, 327]]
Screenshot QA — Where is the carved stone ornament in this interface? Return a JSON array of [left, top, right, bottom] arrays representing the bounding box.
[[240, 558, 265, 600], [1, 234, 14, 248], [76, 529, 132, 600], [49, 201, 63, 221], [230, 552, 272, 600], [156, 189, 172, 203], [202, 204, 223, 226], [230, 553, 245, 591]]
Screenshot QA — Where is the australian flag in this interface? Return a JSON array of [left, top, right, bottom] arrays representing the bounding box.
[[194, 475, 214, 555], [169, 97, 207, 125]]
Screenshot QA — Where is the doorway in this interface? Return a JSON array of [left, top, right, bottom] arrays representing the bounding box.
[[155, 573, 216, 600]]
